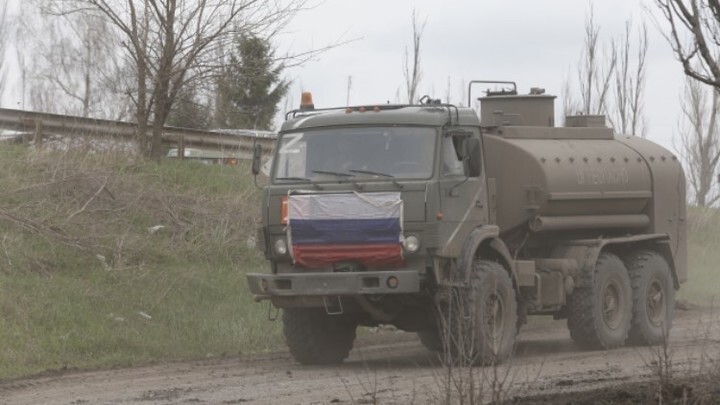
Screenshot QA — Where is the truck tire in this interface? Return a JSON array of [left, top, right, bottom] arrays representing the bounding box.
[[567, 252, 632, 350], [443, 260, 517, 365], [625, 250, 675, 346], [282, 308, 357, 365], [417, 329, 443, 352]]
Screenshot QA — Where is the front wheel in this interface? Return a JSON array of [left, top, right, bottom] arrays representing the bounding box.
[[567, 252, 632, 350], [625, 250, 675, 345], [440, 260, 517, 366], [283, 308, 357, 365]]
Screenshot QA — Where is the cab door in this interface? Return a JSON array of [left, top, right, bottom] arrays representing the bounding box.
[[437, 129, 489, 257]]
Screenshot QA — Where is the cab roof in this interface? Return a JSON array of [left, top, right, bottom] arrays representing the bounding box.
[[280, 105, 481, 132]]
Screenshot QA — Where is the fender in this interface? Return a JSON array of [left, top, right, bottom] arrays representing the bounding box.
[[552, 233, 677, 288], [455, 225, 517, 287]]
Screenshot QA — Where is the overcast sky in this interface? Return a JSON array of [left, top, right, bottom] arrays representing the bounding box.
[[275, 0, 684, 152], [0, 0, 689, 153]]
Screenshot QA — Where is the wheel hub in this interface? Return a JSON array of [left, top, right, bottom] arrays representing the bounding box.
[[646, 279, 666, 327], [485, 292, 505, 340], [602, 280, 623, 330]]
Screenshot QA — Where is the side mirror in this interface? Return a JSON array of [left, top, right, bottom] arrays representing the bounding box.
[[251, 144, 262, 175], [448, 131, 472, 159], [465, 137, 482, 177]]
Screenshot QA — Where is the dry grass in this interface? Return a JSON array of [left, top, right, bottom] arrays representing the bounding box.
[[0, 145, 259, 272], [0, 144, 283, 380]]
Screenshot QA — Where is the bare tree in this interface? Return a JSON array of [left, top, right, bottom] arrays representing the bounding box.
[[654, 0, 720, 205], [608, 20, 649, 136], [563, 6, 650, 138], [53, 0, 308, 159], [403, 9, 426, 104], [15, 2, 32, 111], [27, 3, 128, 119], [0, 2, 8, 105], [561, 69, 581, 120], [678, 76, 720, 206], [655, 0, 720, 90], [576, 6, 617, 116]]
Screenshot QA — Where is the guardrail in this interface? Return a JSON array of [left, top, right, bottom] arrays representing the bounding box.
[[0, 108, 276, 159]]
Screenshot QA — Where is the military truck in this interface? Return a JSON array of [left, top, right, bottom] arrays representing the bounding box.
[[246, 80, 686, 365]]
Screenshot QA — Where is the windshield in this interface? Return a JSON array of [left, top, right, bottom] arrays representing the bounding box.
[[273, 126, 436, 182]]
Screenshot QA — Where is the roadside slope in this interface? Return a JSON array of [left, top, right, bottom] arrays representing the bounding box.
[[0, 146, 281, 380]]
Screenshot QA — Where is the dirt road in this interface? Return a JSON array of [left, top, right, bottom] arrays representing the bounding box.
[[2, 306, 718, 404]]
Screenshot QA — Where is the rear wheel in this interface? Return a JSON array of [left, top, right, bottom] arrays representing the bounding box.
[[283, 308, 357, 365], [625, 250, 675, 345], [567, 252, 632, 350]]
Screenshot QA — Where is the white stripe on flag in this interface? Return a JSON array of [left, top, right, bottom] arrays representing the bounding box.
[[288, 192, 402, 221]]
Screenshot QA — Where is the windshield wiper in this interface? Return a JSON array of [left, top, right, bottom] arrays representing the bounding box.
[[312, 170, 368, 191], [275, 177, 322, 189], [312, 170, 354, 178], [348, 169, 403, 189], [349, 169, 393, 177]]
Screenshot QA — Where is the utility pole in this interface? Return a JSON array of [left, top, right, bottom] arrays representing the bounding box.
[[346, 76, 352, 106]]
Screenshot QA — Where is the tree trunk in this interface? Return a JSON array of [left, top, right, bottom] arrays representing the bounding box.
[[150, 114, 165, 161]]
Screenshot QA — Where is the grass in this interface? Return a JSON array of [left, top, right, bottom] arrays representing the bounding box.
[[0, 145, 282, 380], [677, 206, 720, 304], [0, 261, 283, 379]]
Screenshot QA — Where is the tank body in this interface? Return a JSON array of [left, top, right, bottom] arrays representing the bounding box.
[[484, 126, 652, 232], [482, 125, 686, 281]]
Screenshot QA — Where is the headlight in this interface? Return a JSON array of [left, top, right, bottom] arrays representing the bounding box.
[[403, 235, 421, 253], [274, 238, 288, 255]]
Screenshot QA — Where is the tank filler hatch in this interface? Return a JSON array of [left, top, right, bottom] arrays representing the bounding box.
[[478, 89, 556, 128]]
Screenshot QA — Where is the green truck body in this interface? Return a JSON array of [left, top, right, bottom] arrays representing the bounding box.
[[247, 81, 687, 365]]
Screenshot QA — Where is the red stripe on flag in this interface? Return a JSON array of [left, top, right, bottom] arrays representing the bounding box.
[[292, 244, 404, 269]]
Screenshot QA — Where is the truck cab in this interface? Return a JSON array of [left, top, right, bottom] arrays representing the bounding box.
[[253, 103, 488, 288]]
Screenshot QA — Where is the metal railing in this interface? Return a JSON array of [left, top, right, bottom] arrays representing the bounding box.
[[0, 108, 276, 159]]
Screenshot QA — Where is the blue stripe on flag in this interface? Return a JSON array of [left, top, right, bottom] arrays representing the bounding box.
[[290, 218, 401, 245]]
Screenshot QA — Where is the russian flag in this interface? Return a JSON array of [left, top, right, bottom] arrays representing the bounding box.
[[288, 192, 404, 269]]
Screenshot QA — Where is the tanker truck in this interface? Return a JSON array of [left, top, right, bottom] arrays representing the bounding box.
[[246, 80, 687, 365]]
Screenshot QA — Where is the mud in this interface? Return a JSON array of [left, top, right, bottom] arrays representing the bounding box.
[[2, 306, 719, 404]]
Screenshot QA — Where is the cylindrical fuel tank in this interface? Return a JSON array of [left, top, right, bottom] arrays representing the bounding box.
[[483, 128, 659, 233]]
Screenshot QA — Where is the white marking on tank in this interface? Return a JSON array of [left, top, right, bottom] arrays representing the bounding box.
[[576, 167, 629, 185]]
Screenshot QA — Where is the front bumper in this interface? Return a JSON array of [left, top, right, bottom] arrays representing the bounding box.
[[246, 270, 421, 297]]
